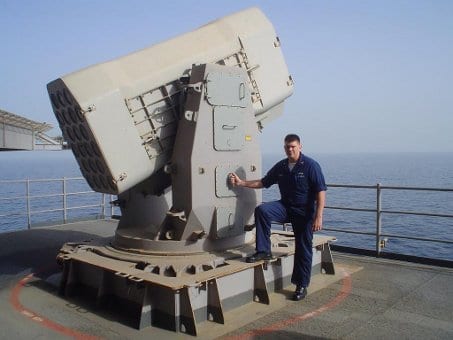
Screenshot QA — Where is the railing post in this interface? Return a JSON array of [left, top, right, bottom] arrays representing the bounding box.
[[26, 179, 31, 229], [110, 194, 114, 218], [63, 177, 67, 223], [376, 183, 382, 257], [101, 193, 106, 219]]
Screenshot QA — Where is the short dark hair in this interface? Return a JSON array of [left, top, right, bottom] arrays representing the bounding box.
[[284, 134, 300, 144]]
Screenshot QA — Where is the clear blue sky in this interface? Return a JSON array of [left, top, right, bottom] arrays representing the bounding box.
[[1, 0, 452, 153]]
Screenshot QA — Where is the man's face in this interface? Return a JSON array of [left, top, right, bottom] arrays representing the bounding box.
[[284, 140, 301, 161]]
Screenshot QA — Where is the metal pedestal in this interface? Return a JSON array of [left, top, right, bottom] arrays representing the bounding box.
[[57, 233, 335, 335]]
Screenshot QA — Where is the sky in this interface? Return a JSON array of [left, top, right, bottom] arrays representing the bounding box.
[[1, 0, 452, 154]]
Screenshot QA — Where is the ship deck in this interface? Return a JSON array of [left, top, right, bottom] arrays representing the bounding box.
[[1, 220, 452, 339]]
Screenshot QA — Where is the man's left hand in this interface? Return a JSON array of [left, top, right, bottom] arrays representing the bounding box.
[[312, 216, 323, 232]]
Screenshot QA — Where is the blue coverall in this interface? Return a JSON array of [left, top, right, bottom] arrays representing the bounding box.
[[257, 153, 326, 288]]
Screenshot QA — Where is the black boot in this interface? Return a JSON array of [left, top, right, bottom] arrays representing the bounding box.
[[292, 285, 307, 301], [245, 252, 274, 263]]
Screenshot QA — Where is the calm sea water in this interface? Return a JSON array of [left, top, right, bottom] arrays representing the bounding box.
[[0, 150, 101, 229], [0, 150, 452, 260], [263, 152, 453, 261]]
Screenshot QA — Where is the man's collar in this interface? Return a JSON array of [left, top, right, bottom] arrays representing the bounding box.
[[286, 153, 304, 165]]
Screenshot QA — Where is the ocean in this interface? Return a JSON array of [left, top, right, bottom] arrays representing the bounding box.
[[0, 150, 104, 229], [1, 150, 452, 261], [263, 152, 453, 261]]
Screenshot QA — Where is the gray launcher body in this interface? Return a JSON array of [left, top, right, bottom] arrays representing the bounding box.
[[47, 7, 294, 253], [46, 9, 338, 335]]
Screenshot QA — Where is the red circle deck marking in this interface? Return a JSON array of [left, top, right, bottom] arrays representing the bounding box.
[[10, 270, 100, 340], [11, 268, 352, 339], [224, 270, 353, 340]]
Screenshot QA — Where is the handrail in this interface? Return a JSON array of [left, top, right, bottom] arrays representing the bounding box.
[[273, 183, 453, 261], [0, 177, 115, 230], [323, 183, 453, 258], [1, 178, 452, 262]]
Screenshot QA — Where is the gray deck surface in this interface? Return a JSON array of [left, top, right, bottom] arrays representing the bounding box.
[[0, 220, 452, 339]]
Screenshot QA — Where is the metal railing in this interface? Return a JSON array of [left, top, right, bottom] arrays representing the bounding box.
[[323, 183, 453, 257], [0, 177, 114, 230], [1, 177, 452, 263]]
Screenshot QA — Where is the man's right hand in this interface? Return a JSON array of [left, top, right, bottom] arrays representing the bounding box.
[[229, 172, 241, 187], [229, 173, 263, 189]]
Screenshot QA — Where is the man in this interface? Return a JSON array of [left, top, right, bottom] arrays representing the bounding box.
[[229, 134, 326, 301]]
